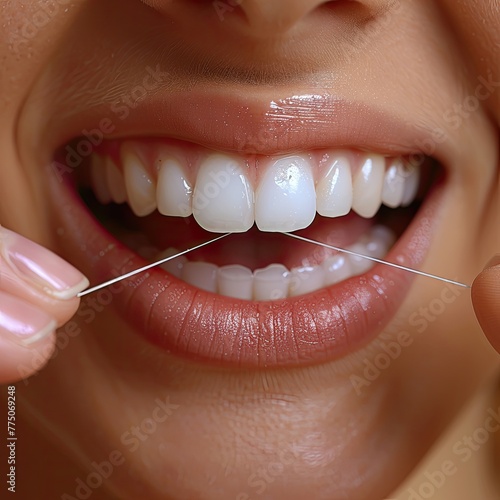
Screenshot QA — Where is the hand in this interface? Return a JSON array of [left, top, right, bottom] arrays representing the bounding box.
[[0, 226, 88, 384], [471, 255, 500, 353]]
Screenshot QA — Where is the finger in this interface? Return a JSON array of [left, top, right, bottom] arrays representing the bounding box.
[[471, 255, 500, 353], [0, 291, 56, 384], [0, 226, 89, 325]]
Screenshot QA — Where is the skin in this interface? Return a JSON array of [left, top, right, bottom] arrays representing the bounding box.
[[0, 0, 499, 499]]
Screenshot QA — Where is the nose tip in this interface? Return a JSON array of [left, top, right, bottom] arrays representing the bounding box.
[[225, 0, 335, 35]]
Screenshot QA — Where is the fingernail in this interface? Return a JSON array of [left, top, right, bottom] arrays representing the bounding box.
[[0, 291, 56, 346], [484, 254, 500, 270], [0, 227, 89, 299]]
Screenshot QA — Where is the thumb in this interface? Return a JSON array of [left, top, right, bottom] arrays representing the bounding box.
[[471, 255, 500, 353]]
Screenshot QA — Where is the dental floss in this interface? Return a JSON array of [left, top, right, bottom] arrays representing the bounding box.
[[77, 231, 471, 298], [77, 233, 231, 297], [282, 232, 471, 289]]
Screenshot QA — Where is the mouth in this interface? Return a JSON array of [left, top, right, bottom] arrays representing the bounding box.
[[47, 94, 445, 368]]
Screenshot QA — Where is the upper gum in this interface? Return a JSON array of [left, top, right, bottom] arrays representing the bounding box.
[[97, 139, 402, 189]]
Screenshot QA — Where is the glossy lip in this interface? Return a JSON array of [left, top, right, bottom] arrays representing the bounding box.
[[44, 90, 453, 164], [47, 162, 442, 368], [43, 91, 449, 368]]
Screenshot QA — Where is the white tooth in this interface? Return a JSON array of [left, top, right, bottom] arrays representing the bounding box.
[[218, 265, 253, 300], [157, 156, 193, 217], [348, 243, 375, 275], [104, 157, 127, 204], [323, 254, 353, 286], [157, 248, 187, 278], [136, 246, 159, 260], [370, 225, 396, 246], [367, 225, 396, 258], [255, 156, 316, 232], [316, 155, 353, 218], [192, 154, 254, 233], [90, 154, 112, 204], [253, 264, 289, 301], [381, 159, 405, 208], [288, 266, 324, 297], [401, 165, 420, 206], [352, 155, 385, 218], [181, 262, 218, 293], [122, 149, 156, 216]]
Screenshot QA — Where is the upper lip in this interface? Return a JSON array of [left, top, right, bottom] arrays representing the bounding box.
[[42, 88, 453, 166]]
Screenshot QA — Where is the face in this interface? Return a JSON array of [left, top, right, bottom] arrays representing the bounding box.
[[2, 0, 499, 498]]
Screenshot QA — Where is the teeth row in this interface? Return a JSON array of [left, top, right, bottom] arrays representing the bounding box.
[[152, 226, 395, 301], [89, 148, 421, 233]]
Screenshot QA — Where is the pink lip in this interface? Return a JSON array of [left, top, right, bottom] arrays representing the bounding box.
[[42, 90, 446, 368], [44, 90, 451, 163]]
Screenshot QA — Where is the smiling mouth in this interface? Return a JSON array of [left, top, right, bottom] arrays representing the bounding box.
[[74, 137, 432, 300], [46, 91, 446, 368]]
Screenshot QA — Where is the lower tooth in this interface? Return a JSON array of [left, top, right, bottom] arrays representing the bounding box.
[[218, 265, 253, 300], [348, 243, 375, 275], [323, 254, 353, 286], [181, 262, 218, 293], [136, 245, 159, 260], [153, 226, 396, 298], [253, 264, 289, 301], [370, 225, 396, 250], [288, 266, 324, 297], [157, 248, 187, 278]]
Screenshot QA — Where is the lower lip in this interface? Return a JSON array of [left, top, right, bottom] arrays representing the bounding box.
[[48, 168, 441, 368]]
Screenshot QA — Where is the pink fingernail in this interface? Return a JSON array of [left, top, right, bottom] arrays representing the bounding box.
[[1, 227, 89, 299], [0, 291, 56, 346]]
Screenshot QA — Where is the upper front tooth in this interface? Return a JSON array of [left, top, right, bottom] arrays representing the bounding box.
[[105, 156, 127, 204], [255, 155, 316, 232], [192, 154, 254, 233], [352, 154, 385, 218], [381, 158, 406, 208], [122, 148, 156, 216], [316, 154, 353, 218], [156, 155, 193, 217], [401, 164, 420, 206]]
